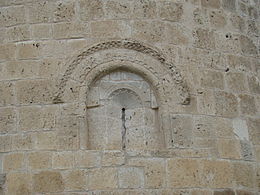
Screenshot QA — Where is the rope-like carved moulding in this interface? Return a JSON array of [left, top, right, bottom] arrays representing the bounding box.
[[53, 39, 190, 105]]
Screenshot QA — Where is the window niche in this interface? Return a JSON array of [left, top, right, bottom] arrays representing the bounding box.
[[86, 70, 165, 151]]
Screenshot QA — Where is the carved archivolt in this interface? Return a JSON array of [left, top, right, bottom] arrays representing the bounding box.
[[53, 39, 190, 105]]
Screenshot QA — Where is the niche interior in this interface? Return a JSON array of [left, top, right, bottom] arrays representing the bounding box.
[[86, 70, 165, 151]]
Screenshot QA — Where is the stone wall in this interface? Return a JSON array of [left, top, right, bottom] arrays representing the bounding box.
[[0, 0, 259, 194]]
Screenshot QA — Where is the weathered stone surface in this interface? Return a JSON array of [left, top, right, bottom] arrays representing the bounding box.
[[63, 170, 86, 191], [3, 153, 24, 171], [53, 152, 74, 169], [32, 24, 52, 40], [200, 159, 233, 188], [248, 76, 260, 94], [217, 139, 241, 159], [0, 107, 16, 134], [167, 159, 200, 187], [226, 72, 247, 92], [102, 150, 125, 166], [33, 171, 64, 193], [193, 28, 215, 49], [209, 10, 227, 29], [16, 79, 56, 104], [6, 172, 32, 195], [200, 70, 224, 89], [233, 162, 255, 188], [222, 0, 236, 12], [214, 91, 238, 117], [239, 35, 258, 55], [239, 94, 257, 115], [201, 0, 220, 8], [79, 0, 104, 21], [214, 190, 235, 195], [75, 151, 101, 168], [0, 6, 26, 27], [159, 2, 183, 22], [247, 118, 260, 146], [88, 168, 118, 190], [118, 167, 144, 188], [132, 0, 157, 19], [28, 151, 52, 170]]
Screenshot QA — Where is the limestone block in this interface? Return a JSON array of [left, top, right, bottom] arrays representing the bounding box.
[[209, 10, 227, 29], [6, 172, 32, 195], [200, 70, 224, 89], [17, 42, 41, 59], [28, 151, 52, 170], [16, 79, 56, 104], [214, 190, 235, 195], [75, 151, 101, 168], [240, 140, 253, 160], [170, 115, 193, 148], [232, 119, 249, 141], [5, 60, 40, 79], [79, 0, 104, 21], [33, 171, 64, 193], [0, 135, 12, 152], [63, 170, 86, 191], [39, 58, 62, 78], [0, 107, 16, 134], [0, 6, 26, 27], [53, 22, 89, 39], [91, 20, 130, 39], [214, 91, 238, 117], [132, 0, 157, 19], [236, 190, 256, 195], [229, 14, 246, 33], [88, 168, 118, 190], [0, 44, 16, 61], [193, 28, 215, 50], [201, 0, 221, 8], [53, 152, 74, 169], [217, 139, 241, 159], [239, 94, 257, 115], [166, 158, 200, 187], [0, 82, 15, 106], [159, 2, 183, 22], [215, 33, 241, 53], [6, 25, 30, 42], [222, 0, 236, 12], [247, 118, 260, 146], [57, 116, 79, 137], [28, 1, 54, 23], [54, 1, 76, 22], [105, 0, 132, 19], [248, 76, 260, 94], [3, 153, 24, 172], [165, 23, 189, 45], [57, 135, 79, 150], [132, 20, 165, 43], [19, 105, 57, 131], [191, 189, 213, 195], [127, 158, 166, 188], [102, 150, 125, 166], [197, 89, 216, 115], [193, 116, 216, 138], [193, 7, 209, 26], [239, 35, 258, 55], [193, 138, 217, 149], [12, 133, 33, 151], [247, 20, 258, 35], [200, 159, 233, 188], [226, 72, 247, 92], [32, 24, 52, 40], [227, 55, 251, 72], [118, 167, 144, 188], [35, 131, 58, 150], [233, 162, 255, 188]]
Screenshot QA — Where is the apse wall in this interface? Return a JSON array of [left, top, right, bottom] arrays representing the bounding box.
[[0, 0, 259, 195]]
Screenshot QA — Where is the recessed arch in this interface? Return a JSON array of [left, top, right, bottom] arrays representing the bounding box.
[[53, 39, 190, 105]]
